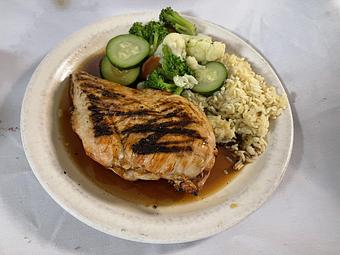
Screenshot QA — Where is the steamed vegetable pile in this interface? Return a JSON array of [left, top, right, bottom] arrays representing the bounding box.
[[100, 7, 228, 95]]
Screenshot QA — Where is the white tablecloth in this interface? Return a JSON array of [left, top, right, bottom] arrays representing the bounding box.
[[1, 1, 339, 254]]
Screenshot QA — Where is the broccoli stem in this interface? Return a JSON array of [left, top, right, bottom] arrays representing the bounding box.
[[160, 7, 197, 35], [150, 32, 159, 55], [174, 86, 184, 95], [166, 14, 195, 35]]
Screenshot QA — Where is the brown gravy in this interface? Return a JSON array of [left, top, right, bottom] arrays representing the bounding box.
[[59, 52, 240, 206]]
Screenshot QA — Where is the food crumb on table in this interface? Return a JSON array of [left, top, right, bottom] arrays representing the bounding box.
[[230, 203, 238, 208]]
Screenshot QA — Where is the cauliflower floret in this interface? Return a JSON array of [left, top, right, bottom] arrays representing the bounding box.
[[155, 32, 225, 68], [156, 33, 188, 59], [186, 36, 225, 63], [206, 42, 225, 61], [173, 74, 198, 89], [186, 56, 206, 70], [136, 81, 146, 89]]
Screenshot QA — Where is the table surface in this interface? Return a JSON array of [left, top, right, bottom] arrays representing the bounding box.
[[1, 0, 339, 254]]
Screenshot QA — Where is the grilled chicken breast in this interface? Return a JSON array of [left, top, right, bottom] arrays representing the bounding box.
[[70, 71, 216, 194]]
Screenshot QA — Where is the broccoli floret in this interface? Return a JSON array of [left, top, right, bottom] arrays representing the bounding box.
[[159, 7, 197, 36], [143, 44, 192, 95], [129, 21, 168, 55], [145, 21, 169, 55], [161, 45, 193, 80], [129, 22, 145, 38], [144, 70, 183, 95]]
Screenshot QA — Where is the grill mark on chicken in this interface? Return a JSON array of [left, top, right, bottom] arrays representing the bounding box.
[[163, 109, 186, 118], [122, 120, 196, 135], [101, 89, 123, 98], [85, 90, 147, 137], [87, 105, 114, 137], [122, 119, 203, 154], [132, 133, 193, 154], [156, 139, 194, 145], [87, 94, 99, 101], [112, 109, 157, 117], [82, 84, 123, 99]]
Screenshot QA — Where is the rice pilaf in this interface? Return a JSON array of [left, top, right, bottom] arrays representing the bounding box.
[[183, 53, 287, 170]]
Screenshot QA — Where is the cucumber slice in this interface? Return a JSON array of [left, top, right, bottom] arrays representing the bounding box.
[[192, 62, 228, 95], [106, 34, 149, 69], [100, 56, 140, 85]]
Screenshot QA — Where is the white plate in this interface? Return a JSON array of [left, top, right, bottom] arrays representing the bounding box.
[[21, 11, 293, 244]]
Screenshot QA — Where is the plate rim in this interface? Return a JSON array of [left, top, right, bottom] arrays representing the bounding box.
[[20, 11, 294, 244]]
